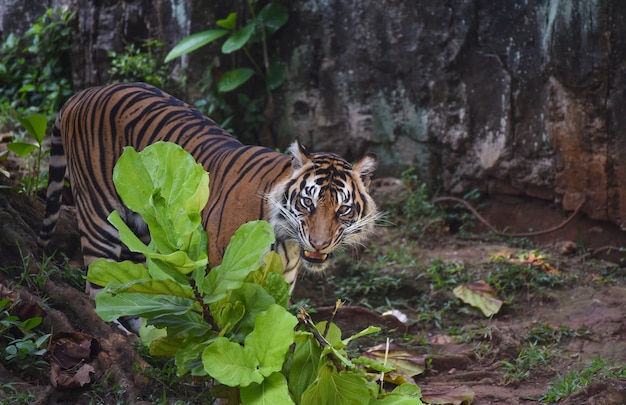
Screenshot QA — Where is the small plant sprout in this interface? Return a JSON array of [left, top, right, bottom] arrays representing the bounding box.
[[8, 114, 49, 197]]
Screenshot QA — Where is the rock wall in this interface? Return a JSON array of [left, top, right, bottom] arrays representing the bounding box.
[[2, 1, 626, 227], [272, 0, 626, 227]]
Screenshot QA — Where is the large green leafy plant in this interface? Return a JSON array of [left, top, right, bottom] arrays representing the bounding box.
[[88, 142, 423, 404]]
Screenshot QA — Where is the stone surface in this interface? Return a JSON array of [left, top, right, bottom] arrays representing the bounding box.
[[3, 1, 626, 227], [271, 0, 626, 227]]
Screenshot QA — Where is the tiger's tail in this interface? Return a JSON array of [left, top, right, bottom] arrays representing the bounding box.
[[37, 117, 66, 249]]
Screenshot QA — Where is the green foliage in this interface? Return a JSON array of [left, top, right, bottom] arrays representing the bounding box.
[[88, 142, 423, 404], [0, 7, 74, 128], [499, 342, 553, 383], [541, 357, 626, 402], [0, 382, 38, 404], [390, 168, 482, 238], [108, 40, 170, 88], [4, 114, 50, 197], [524, 321, 590, 345], [0, 298, 50, 379], [165, 1, 288, 143], [134, 351, 214, 403], [424, 258, 471, 290], [485, 250, 564, 301], [394, 168, 440, 223], [8, 247, 53, 293]]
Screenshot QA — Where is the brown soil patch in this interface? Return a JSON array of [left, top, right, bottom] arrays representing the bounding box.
[[1, 176, 625, 403]]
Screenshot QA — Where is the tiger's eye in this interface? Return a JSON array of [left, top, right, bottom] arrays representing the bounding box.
[[301, 197, 314, 210], [337, 205, 352, 216]]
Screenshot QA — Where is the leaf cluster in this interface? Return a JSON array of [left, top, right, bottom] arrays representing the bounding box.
[[165, 1, 288, 143], [1, 114, 50, 196], [108, 40, 170, 89], [0, 7, 74, 128], [0, 298, 50, 379], [87, 142, 424, 404]]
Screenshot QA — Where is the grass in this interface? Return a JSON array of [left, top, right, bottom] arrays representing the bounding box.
[[2, 250, 85, 294], [542, 357, 626, 402], [500, 342, 554, 383], [422, 258, 472, 289], [0, 383, 38, 404], [327, 243, 414, 308], [524, 321, 590, 345], [136, 350, 214, 404], [484, 250, 565, 302]]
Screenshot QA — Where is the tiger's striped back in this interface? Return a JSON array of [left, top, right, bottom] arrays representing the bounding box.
[[39, 83, 378, 293]]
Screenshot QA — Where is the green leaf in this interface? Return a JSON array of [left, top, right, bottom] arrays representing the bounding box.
[[342, 326, 382, 347], [217, 68, 256, 93], [174, 336, 215, 377], [165, 29, 229, 62], [88, 259, 150, 287], [89, 257, 197, 298], [109, 279, 194, 298], [106, 211, 204, 284], [94, 292, 195, 322], [202, 221, 274, 302], [263, 271, 290, 308], [265, 61, 286, 90], [212, 283, 275, 341], [453, 280, 503, 317], [289, 333, 322, 402], [17, 114, 47, 143], [7, 142, 38, 157], [317, 321, 343, 347], [112, 142, 209, 259], [221, 22, 255, 54], [372, 384, 424, 404], [202, 337, 263, 387], [142, 326, 177, 356], [245, 304, 298, 377], [241, 372, 295, 405], [20, 317, 43, 331], [149, 309, 212, 337], [217, 12, 237, 30], [258, 3, 288, 35], [211, 300, 246, 334], [301, 365, 370, 405]]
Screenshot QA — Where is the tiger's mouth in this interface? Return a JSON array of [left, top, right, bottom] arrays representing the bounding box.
[[302, 249, 329, 263]]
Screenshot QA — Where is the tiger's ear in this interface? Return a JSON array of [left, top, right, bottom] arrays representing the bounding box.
[[289, 140, 311, 170], [353, 153, 377, 188]]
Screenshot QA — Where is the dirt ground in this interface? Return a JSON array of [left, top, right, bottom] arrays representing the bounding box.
[[294, 195, 626, 404], [0, 175, 625, 404]]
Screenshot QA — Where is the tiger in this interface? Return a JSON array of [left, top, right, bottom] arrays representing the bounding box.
[[38, 82, 379, 295]]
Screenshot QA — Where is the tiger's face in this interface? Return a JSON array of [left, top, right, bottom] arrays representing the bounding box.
[[268, 142, 379, 277]]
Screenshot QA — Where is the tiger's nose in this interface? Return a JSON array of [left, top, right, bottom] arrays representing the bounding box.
[[309, 238, 330, 251]]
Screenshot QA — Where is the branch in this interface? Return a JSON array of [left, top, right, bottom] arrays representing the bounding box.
[[432, 196, 585, 237]]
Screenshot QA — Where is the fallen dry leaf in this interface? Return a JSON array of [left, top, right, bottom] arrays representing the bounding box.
[[47, 331, 100, 369], [364, 342, 427, 383], [426, 334, 455, 345], [453, 280, 503, 317], [421, 385, 475, 405], [0, 283, 47, 322]]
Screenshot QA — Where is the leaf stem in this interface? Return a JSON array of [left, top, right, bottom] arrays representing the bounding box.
[[297, 308, 344, 372], [190, 279, 219, 331]]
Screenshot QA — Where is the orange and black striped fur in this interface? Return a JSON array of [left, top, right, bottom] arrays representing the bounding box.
[[38, 83, 379, 294]]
